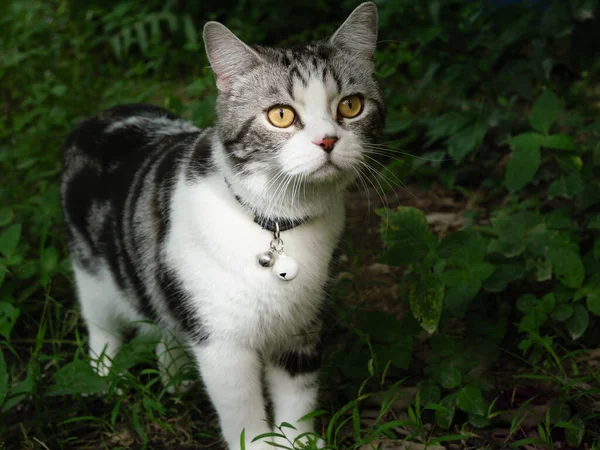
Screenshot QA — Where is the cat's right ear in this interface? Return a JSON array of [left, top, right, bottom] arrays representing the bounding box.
[[203, 22, 263, 93]]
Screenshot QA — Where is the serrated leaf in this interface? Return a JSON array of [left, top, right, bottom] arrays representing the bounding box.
[[566, 304, 589, 340], [529, 90, 562, 134], [0, 302, 19, 340], [457, 386, 486, 416], [377, 207, 436, 266], [409, 273, 444, 334], [544, 134, 576, 150], [0, 224, 21, 258], [505, 133, 542, 192], [46, 360, 109, 396]]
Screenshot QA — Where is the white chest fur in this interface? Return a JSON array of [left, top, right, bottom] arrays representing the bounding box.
[[165, 174, 345, 351]]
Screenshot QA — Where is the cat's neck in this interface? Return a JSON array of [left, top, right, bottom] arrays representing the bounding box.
[[209, 132, 346, 222]]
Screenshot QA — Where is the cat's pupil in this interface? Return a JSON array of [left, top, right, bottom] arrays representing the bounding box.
[[348, 100, 353, 110], [279, 109, 284, 119]]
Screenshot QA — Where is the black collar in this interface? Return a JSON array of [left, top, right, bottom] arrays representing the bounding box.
[[224, 178, 311, 232]]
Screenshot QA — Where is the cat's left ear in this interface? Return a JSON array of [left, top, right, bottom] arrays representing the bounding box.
[[330, 2, 378, 59], [203, 22, 263, 92]]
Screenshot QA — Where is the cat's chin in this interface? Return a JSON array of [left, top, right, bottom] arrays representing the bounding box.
[[308, 162, 342, 181]]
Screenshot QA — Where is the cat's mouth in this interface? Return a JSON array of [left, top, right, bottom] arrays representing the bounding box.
[[308, 161, 342, 180]]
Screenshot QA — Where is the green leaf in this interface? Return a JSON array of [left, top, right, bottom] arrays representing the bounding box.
[[529, 90, 562, 134], [544, 134, 576, 150], [505, 133, 542, 192], [516, 294, 537, 313], [519, 310, 547, 332], [360, 311, 404, 342], [548, 244, 585, 289], [46, 360, 109, 396], [549, 174, 585, 199], [183, 15, 198, 49], [435, 363, 461, 389], [0, 224, 22, 258], [588, 214, 600, 231], [538, 293, 556, 314], [0, 302, 20, 340], [551, 303, 573, 322], [377, 207, 436, 266], [457, 386, 486, 416], [420, 381, 441, 405], [409, 273, 444, 334], [427, 112, 470, 138], [438, 230, 488, 266], [566, 304, 589, 340], [41, 246, 59, 275], [586, 292, 600, 316]]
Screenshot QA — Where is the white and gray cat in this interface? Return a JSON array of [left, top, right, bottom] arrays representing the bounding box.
[[61, 3, 385, 449]]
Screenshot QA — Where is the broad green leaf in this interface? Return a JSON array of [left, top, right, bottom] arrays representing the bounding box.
[[519, 310, 547, 332], [468, 414, 490, 428], [0, 224, 21, 258], [46, 360, 109, 396], [457, 386, 486, 416], [586, 292, 600, 316], [0, 302, 20, 340], [41, 246, 59, 275], [420, 381, 441, 405], [427, 112, 470, 138], [551, 303, 573, 322], [544, 134, 576, 150], [538, 293, 556, 314], [529, 90, 562, 134], [443, 279, 482, 315], [484, 263, 525, 292], [548, 244, 585, 289], [435, 363, 461, 389], [377, 207, 436, 266], [548, 174, 585, 199], [566, 304, 589, 340], [505, 133, 542, 192], [409, 273, 444, 334]]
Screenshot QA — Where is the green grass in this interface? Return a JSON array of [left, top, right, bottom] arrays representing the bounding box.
[[2, 0, 600, 449]]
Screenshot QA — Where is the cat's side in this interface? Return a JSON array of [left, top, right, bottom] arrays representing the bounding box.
[[61, 3, 384, 449]]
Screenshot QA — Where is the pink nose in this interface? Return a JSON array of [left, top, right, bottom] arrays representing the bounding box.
[[313, 136, 338, 153]]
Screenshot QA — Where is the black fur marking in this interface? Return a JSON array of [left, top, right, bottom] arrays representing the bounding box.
[[223, 116, 256, 149], [274, 349, 322, 377], [289, 66, 308, 88], [186, 132, 213, 181], [158, 267, 208, 344]]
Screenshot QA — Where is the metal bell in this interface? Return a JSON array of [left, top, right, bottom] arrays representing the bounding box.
[[258, 250, 277, 267], [272, 254, 299, 281]]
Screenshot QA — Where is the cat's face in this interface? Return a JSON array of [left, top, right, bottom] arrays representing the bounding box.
[[204, 2, 384, 191]]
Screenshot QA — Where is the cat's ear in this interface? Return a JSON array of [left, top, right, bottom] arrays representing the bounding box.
[[330, 2, 378, 59], [203, 22, 263, 92]]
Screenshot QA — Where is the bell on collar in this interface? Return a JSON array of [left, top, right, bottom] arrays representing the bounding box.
[[258, 250, 277, 267], [272, 254, 299, 281]]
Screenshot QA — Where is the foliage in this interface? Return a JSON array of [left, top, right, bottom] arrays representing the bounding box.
[[1, 0, 600, 448]]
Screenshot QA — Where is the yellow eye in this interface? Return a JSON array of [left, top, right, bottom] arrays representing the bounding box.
[[338, 95, 363, 119], [267, 105, 296, 128]]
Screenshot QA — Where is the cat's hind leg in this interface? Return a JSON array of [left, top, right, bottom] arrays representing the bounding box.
[[73, 263, 125, 377]]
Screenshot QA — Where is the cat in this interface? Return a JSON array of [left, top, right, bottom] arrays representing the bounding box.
[[60, 2, 385, 449]]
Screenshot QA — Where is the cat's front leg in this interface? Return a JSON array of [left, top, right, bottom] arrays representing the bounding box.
[[266, 346, 324, 448], [192, 341, 272, 450]]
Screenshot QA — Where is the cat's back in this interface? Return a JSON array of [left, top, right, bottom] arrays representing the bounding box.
[[61, 103, 205, 271]]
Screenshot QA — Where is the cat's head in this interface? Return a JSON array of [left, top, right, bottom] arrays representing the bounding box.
[[203, 2, 384, 216]]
